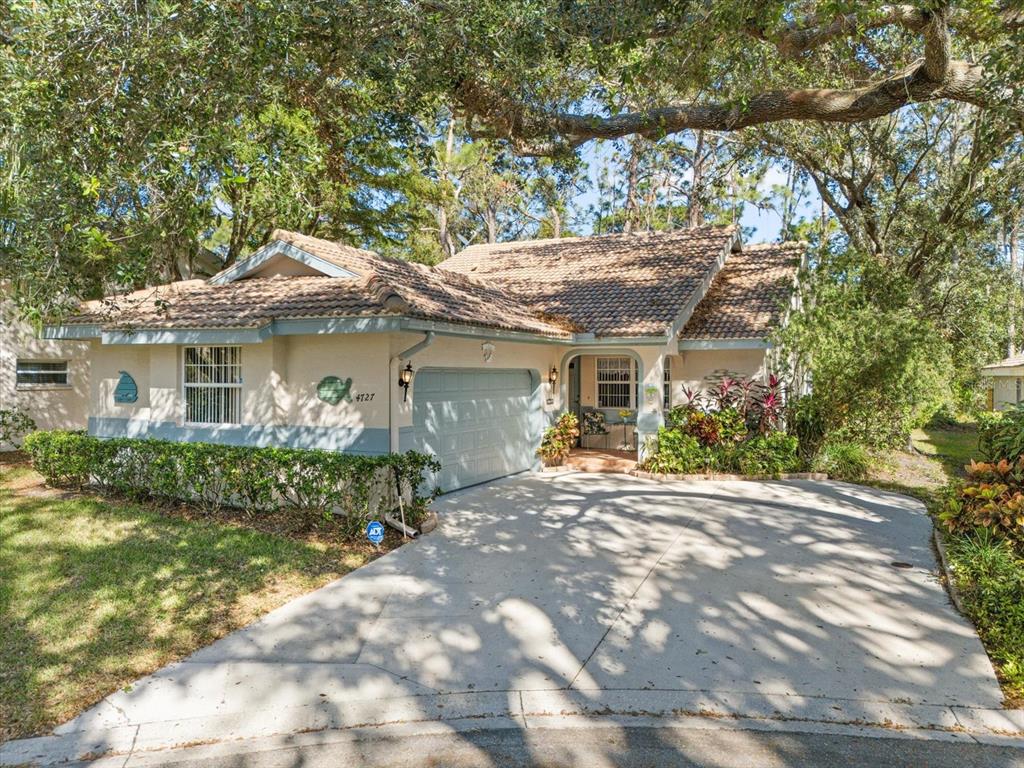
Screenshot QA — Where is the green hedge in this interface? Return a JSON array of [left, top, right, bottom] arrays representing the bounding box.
[[23, 431, 441, 538]]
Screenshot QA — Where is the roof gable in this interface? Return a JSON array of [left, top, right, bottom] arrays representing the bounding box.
[[208, 239, 361, 284], [680, 242, 805, 341]]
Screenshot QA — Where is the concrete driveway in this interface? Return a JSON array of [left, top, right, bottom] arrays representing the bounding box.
[[8, 474, 1022, 764]]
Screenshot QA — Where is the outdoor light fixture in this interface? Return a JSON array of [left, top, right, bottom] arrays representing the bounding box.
[[398, 362, 414, 401], [548, 366, 559, 385]]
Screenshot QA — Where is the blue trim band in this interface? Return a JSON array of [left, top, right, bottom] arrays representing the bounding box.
[[87, 417, 389, 455]]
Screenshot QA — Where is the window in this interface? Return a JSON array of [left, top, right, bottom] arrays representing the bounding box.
[[663, 357, 672, 409], [16, 360, 68, 387], [184, 346, 242, 424], [596, 356, 635, 409]]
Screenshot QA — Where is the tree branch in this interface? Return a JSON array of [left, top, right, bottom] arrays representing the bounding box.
[[462, 59, 994, 155]]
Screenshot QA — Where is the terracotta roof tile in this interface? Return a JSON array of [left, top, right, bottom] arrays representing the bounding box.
[[679, 243, 804, 340], [439, 226, 739, 336], [71, 231, 572, 338]]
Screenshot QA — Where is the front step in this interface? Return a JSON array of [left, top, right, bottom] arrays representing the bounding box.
[[564, 448, 638, 474]]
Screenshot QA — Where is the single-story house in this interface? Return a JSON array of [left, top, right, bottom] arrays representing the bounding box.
[[982, 353, 1024, 410], [45, 226, 804, 491], [1, 299, 90, 446]]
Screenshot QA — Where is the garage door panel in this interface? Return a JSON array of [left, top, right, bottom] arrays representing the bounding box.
[[412, 368, 536, 492]]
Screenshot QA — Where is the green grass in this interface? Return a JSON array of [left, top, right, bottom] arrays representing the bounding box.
[[911, 424, 980, 478], [0, 458, 383, 741]]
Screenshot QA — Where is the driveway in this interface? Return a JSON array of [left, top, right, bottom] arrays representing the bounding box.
[[9, 474, 1022, 763]]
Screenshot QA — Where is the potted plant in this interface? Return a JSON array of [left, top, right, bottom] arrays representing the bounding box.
[[644, 384, 660, 405], [618, 408, 635, 424], [536, 412, 580, 466]]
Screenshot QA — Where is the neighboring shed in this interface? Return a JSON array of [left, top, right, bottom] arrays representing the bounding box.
[[981, 354, 1024, 410]]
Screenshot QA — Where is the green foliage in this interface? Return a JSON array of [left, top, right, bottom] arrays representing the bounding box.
[[0, 408, 37, 447], [734, 433, 800, 476], [813, 441, 870, 483], [642, 429, 712, 475], [978, 405, 1024, 463], [22, 431, 441, 538], [787, 394, 826, 466], [677, 407, 745, 447], [644, 426, 800, 477], [779, 253, 953, 449], [536, 412, 580, 465], [940, 458, 1024, 547], [946, 531, 1024, 699]]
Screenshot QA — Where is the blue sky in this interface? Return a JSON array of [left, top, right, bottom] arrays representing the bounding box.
[[570, 140, 821, 243]]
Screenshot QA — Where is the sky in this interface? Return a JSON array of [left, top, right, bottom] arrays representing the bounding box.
[[570, 140, 821, 244]]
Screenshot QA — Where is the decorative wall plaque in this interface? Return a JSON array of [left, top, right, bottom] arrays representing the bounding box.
[[114, 371, 138, 404], [317, 375, 353, 405]]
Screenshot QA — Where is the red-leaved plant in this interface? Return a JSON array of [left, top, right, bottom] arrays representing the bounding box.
[[755, 375, 786, 434]]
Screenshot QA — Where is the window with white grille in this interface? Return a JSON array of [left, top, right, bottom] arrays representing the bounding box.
[[596, 357, 635, 409], [16, 360, 69, 387], [184, 346, 242, 424]]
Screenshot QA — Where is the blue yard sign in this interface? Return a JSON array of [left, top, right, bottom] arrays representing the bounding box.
[[366, 520, 385, 545]]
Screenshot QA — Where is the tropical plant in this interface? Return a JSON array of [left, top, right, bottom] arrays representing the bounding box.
[[0, 408, 37, 447], [978, 405, 1024, 464], [941, 457, 1024, 546], [734, 432, 801, 476], [813, 441, 870, 482], [582, 410, 608, 436], [536, 412, 580, 466], [642, 429, 712, 475], [787, 394, 827, 466], [754, 374, 786, 435], [707, 376, 739, 411]]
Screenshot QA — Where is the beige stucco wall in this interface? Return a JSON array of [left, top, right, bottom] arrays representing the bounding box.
[[0, 305, 90, 444], [79, 329, 771, 457], [670, 348, 769, 405]]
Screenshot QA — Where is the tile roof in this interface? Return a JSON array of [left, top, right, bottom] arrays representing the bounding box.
[[66, 227, 802, 342], [679, 242, 804, 340], [439, 226, 740, 336], [70, 230, 573, 338]]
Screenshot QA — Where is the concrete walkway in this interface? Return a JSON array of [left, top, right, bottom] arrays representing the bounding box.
[[3, 474, 1023, 765]]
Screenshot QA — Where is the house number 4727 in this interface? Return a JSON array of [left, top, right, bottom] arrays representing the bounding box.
[[355, 392, 375, 402]]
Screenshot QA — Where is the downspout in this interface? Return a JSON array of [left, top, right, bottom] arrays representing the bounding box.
[[386, 331, 436, 538], [388, 331, 435, 453]]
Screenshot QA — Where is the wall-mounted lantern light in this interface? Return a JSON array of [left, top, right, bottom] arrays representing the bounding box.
[[398, 362, 414, 401], [548, 366, 559, 386]]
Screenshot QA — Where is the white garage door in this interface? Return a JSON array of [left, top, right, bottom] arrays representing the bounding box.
[[412, 368, 537, 492]]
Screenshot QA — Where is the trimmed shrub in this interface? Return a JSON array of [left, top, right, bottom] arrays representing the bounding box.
[[22, 430, 441, 537], [813, 440, 870, 482]]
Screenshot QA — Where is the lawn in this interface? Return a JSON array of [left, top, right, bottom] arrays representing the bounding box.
[[911, 423, 980, 478], [0, 453, 396, 742]]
